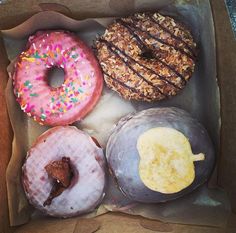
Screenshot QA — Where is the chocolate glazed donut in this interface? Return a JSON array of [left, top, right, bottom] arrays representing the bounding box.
[[106, 107, 215, 203], [95, 12, 197, 101]]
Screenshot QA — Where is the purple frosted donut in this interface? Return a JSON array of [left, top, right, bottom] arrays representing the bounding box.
[[22, 126, 106, 217]]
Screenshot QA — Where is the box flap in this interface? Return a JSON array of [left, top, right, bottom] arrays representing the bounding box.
[[211, 0, 236, 212], [0, 35, 13, 233]]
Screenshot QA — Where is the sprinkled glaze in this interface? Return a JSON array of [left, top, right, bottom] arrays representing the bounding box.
[[13, 31, 103, 126]]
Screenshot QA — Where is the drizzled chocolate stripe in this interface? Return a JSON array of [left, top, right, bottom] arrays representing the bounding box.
[[146, 15, 196, 57], [116, 20, 187, 84], [116, 19, 146, 51], [119, 18, 195, 61], [104, 72, 153, 100], [99, 38, 183, 88], [99, 38, 168, 97]]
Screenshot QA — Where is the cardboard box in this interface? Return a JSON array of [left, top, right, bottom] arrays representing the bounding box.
[[0, 0, 236, 232]]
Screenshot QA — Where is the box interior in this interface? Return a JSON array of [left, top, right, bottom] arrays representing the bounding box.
[[0, 0, 236, 233]]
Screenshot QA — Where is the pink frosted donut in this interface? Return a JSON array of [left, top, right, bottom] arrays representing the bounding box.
[[22, 126, 106, 218], [13, 31, 103, 126]]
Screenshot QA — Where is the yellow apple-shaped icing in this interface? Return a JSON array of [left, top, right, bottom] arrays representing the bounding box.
[[137, 127, 205, 194]]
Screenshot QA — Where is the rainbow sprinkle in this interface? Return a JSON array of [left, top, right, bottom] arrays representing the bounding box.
[[14, 31, 94, 125]]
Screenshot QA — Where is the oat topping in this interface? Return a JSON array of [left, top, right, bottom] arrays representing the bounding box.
[[95, 12, 197, 101]]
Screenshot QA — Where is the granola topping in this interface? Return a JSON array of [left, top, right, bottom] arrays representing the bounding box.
[[95, 12, 197, 101]]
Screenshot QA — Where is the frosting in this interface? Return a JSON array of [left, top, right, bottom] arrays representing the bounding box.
[[137, 127, 205, 194], [13, 31, 103, 125], [22, 126, 105, 217]]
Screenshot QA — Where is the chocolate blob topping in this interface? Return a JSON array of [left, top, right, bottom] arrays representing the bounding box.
[[43, 157, 74, 206]]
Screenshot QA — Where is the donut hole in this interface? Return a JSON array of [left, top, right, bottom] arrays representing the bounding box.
[[47, 66, 65, 88], [141, 49, 155, 59]]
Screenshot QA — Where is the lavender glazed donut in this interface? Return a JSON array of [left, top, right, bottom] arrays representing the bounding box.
[[13, 30, 103, 126], [22, 126, 106, 217]]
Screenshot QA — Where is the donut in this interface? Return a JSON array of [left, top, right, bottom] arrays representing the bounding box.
[[13, 30, 103, 126], [106, 107, 215, 203], [22, 126, 106, 217], [95, 12, 197, 101]]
